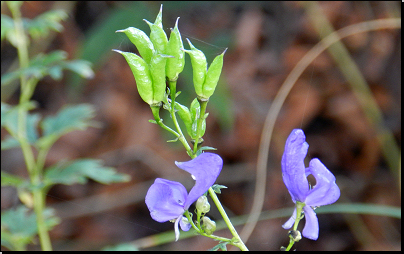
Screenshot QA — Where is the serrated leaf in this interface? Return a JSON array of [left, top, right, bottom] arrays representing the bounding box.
[[44, 159, 130, 186], [1, 50, 94, 86], [25, 9, 68, 40], [1, 205, 60, 250], [211, 184, 227, 194], [38, 104, 97, 149], [62, 59, 94, 79], [1, 102, 40, 145]]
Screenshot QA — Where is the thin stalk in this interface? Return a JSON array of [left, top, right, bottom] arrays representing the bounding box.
[[10, 3, 53, 251], [285, 202, 304, 251], [208, 187, 249, 251], [168, 81, 193, 156], [192, 99, 208, 155]]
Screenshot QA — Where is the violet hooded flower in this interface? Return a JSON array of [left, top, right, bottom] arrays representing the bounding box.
[[282, 129, 340, 240], [145, 152, 223, 241]]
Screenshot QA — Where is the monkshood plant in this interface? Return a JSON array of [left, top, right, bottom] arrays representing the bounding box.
[[114, 5, 340, 251], [1, 2, 130, 251]]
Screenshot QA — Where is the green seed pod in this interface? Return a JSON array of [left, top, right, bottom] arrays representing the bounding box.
[[116, 27, 155, 63], [174, 101, 192, 135], [196, 195, 210, 214], [113, 50, 155, 105], [202, 216, 216, 235], [144, 5, 168, 54], [202, 49, 227, 99], [190, 98, 206, 140], [149, 53, 172, 104], [165, 17, 185, 82], [183, 39, 207, 97]]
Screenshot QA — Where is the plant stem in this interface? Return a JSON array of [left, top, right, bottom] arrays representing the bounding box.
[[168, 81, 193, 156], [9, 3, 53, 250], [208, 187, 249, 251], [285, 202, 304, 251], [192, 98, 208, 155]]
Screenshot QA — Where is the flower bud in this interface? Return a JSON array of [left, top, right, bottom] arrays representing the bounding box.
[[196, 195, 210, 214], [202, 216, 216, 235]]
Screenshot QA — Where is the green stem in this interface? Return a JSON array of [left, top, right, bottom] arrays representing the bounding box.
[[184, 211, 235, 245], [168, 81, 193, 156], [208, 187, 249, 251], [285, 202, 304, 251], [192, 98, 208, 155], [10, 3, 52, 251]]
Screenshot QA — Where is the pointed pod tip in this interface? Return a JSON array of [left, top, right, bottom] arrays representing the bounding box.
[[185, 38, 195, 49]]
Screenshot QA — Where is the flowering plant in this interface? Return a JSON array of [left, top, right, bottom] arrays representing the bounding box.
[[146, 153, 222, 241], [281, 129, 340, 249], [114, 5, 342, 252]]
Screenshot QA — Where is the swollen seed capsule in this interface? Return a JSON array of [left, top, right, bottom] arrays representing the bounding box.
[[113, 50, 154, 105], [190, 98, 206, 140], [183, 39, 207, 97], [202, 48, 227, 100], [166, 17, 185, 82], [144, 5, 167, 54], [116, 27, 154, 63], [149, 54, 172, 104], [175, 101, 192, 136]]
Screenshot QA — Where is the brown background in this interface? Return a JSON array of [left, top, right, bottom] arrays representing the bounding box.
[[1, 1, 401, 251]]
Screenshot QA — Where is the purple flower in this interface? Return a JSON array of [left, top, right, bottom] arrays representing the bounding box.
[[145, 153, 223, 241], [282, 129, 340, 240]]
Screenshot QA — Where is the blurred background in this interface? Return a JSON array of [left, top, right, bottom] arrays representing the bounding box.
[[1, 1, 401, 251]]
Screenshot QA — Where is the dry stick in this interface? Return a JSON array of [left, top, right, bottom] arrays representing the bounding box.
[[238, 18, 401, 245]]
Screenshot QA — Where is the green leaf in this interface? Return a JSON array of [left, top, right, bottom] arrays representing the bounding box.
[[1, 51, 94, 86], [1, 102, 40, 146], [25, 9, 68, 40], [37, 104, 97, 149], [1, 171, 27, 188], [211, 184, 227, 194], [1, 205, 60, 251], [1, 14, 14, 42], [62, 59, 94, 79], [208, 241, 228, 251], [44, 159, 130, 186]]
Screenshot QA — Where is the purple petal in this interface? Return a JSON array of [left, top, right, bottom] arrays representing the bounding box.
[[282, 208, 297, 229], [180, 216, 191, 231], [305, 159, 340, 207], [302, 205, 319, 240], [174, 215, 182, 241], [282, 129, 310, 202], [175, 153, 223, 209], [145, 178, 187, 222]]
